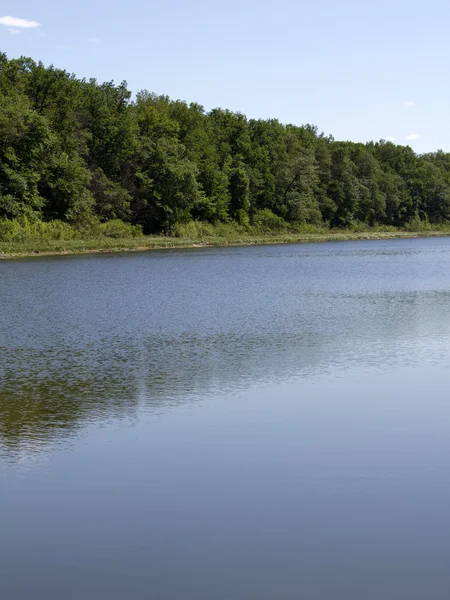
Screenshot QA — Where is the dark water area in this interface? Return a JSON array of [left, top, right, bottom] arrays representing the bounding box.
[[1, 238, 450, 599]]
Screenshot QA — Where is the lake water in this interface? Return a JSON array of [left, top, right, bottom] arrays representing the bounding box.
[[1, 237, 450, 599]]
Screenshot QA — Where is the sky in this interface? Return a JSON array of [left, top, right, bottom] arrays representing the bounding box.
[[1, 0, 449, 153]]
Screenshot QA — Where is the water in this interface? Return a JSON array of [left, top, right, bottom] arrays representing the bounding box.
[[1, 237, 450, 599]]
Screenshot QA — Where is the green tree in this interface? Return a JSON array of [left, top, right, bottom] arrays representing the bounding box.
[[2, 51, 450, 237]]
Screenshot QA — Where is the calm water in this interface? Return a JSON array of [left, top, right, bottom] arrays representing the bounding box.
[[1, 238, 450, 599]]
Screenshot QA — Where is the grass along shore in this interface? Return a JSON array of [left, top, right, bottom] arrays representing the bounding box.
[[2, 220, 450, 259]]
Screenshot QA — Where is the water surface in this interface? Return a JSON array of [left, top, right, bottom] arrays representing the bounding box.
[[1, 238, 450, 599]]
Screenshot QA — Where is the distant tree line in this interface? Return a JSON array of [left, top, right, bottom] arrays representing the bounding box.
[[1, 53, 450, 234]]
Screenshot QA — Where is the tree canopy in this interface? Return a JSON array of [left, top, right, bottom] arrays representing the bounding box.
[[2, 53, 450, 233]]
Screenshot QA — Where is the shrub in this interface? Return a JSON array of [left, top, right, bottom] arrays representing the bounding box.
[[0, 217, 142, 242], [0, 218, 80, 242], [97, 220, 143, 238], [171, 220, 217, 239], [252, 209, 288, 233]]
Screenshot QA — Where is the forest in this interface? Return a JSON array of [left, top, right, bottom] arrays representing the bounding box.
[[2, 52, 450, 242]]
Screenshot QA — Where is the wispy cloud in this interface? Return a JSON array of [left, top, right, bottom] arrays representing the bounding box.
[[385, 136, 395, 142], [0, 15, 41, 29], [56, 45, 69, 50], [88, 37, 100, 43], [37, 31, 47, 37], [403, 101, 415, 107], [406, 134, 419, 140], [378, 104, 388, 108], [8, 27, 20, 34]]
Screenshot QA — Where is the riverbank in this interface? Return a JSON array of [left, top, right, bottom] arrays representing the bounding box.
[[1, 229, 450, 259]]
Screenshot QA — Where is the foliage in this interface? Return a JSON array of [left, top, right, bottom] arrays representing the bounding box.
[[0, 218, 81, 242], [0, 217, 142, 243], [252, 209, 289, 232], [2, 53, 450, 239]]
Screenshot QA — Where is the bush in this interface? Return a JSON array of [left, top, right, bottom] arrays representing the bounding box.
[[252, 209, 288, 233], [0, 218, 81, 242], [170, 220, 251, 240], [97, 220, 143, 238], [290, 221, 329, 234], [170, 221, 217, 239], [404, 216, 433, 232], [0, 217, 142, 242]]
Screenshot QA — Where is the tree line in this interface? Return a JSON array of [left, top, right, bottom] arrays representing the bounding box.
[[1, 52, 450, 234]]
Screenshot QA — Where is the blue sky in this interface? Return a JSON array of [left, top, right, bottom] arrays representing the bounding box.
[[1, 0, 449, 153]]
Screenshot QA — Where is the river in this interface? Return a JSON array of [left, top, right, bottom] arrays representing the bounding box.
[[1, 238, 450, 599]]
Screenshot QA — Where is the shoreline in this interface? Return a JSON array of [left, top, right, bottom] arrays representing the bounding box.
[[1, 230, 450, 259]]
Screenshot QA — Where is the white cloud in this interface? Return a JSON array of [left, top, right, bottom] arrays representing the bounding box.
[[88, 37, 100, 43], [403, 101, 415, 107], [385, 136, 395, 142], [406, 134, 419, 140], [0, 15, 41, 29], [37, 31, 47, 37], [378, 104, 388, 108], [8, 27, 20, 34]]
